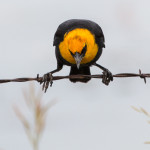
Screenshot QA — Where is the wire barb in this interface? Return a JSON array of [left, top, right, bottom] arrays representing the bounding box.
[[139, 69, 146, 84]]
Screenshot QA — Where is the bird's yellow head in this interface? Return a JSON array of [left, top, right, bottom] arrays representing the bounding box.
[[59, 28, 99, 69]]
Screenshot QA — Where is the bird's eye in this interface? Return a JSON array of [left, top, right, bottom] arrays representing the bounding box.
[[81, 44, 87, 57], [69, 49, 74, 57]]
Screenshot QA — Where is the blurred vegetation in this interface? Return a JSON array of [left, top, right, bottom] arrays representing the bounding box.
[[14, 84, 57, 150], [132, 106, 150, 144]]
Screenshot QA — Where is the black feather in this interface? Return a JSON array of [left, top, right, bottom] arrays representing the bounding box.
[[53, 19, 105, 47], [69, 66, 91, 83], [50, 19, 106, 83]]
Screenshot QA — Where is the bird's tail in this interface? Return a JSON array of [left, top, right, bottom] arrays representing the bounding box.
[[69, 66, 91, 83]]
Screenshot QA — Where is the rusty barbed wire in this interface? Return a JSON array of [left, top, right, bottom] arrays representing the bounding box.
[[0, 69, 149, 84]]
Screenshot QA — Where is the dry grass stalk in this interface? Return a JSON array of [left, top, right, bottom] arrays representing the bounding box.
[[131, 106, 150, 117], [14, 83, 57, 150], [144, 141, 150, 144], [132, 106, 150, 144]]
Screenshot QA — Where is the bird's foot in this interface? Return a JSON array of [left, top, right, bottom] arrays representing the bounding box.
[[102, 69, 113, 85], [41, 73, 53, 92]]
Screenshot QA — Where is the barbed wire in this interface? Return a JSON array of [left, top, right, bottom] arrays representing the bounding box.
[[0, 69, 149, 84]]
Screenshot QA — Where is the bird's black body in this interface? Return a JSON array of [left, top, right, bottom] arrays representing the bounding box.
[[54, 19, 105, 67], [41, 19, 113, 92], [53, 19, 105, 82]]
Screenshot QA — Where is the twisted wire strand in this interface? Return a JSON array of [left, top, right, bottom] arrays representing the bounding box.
[[0, 70, 149, 84]]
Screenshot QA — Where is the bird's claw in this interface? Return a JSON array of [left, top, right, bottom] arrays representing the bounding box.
[[41, 73, 53, 92], [102, 69, 113, 85]]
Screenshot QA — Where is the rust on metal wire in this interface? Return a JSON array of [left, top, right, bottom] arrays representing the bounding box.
[[0, 70, 149, 84]]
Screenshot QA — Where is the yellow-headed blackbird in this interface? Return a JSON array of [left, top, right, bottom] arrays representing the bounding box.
[[42, 19, 113, 91]]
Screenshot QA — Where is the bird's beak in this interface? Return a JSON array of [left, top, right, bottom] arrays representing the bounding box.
[[73, 52, 83, 69]]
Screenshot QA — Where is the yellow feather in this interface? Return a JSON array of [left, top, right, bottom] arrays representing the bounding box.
[[59, 28, 98, 64]]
